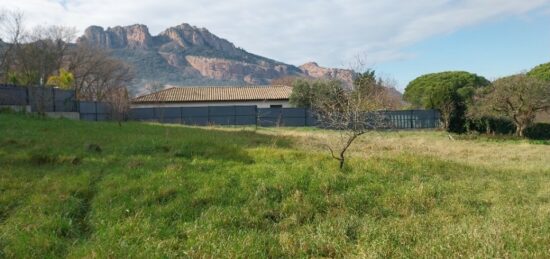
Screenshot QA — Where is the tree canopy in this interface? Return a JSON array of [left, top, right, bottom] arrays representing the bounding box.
[[289, 79, 345, 108], [404, 71, 490, 131], [471, 74, 550, 137], [404, 71, 490, 108], [527, 62, 550, 82]]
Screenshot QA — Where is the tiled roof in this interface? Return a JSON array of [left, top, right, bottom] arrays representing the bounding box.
[[133, 85, 292, 103]]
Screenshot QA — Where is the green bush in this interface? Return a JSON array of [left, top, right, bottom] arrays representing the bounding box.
[[524, 123, 550, 140], [468, 117, 515, 135]]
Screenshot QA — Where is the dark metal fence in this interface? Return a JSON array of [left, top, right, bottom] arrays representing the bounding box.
[[1, 85, 440, 129], [0, 84, 77, 112], [0, 85, 27, 105], [384, 110, 440, 129], [79, 101, 112, 121], [129, 106, 440, 129]]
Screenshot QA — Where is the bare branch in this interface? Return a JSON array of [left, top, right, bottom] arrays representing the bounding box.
[[311, 75, 393, 169]]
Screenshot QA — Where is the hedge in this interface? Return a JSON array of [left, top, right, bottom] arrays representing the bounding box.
[[525, 123, 550, 140]]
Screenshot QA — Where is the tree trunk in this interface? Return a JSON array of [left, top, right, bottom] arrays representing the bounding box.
[[485, 120, 491, 135], [339, 157, 345, 169], [515, 123, 525, 137], [442, 115, 451, 131]]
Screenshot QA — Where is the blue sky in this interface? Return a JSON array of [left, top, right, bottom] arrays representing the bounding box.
[[1, 0, 550, 90], [375, 10, 550, 89]]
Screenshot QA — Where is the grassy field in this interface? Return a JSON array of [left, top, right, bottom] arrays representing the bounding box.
[[1, 113, 549, 258]]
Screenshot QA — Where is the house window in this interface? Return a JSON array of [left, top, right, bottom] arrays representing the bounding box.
[[270, 105, 283, 108]]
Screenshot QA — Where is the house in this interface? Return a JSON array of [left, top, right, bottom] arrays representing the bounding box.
[[132, 85, 293, 108]]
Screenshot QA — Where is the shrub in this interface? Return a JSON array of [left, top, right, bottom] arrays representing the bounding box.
[[468, 117, 515, 135], [524, 123, 550, 140]]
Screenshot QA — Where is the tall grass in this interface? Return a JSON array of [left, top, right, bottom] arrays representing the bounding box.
[[0, 113, 549, 257]]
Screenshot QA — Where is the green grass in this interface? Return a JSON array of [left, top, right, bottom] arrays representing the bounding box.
[[1, 113, 549, 258]]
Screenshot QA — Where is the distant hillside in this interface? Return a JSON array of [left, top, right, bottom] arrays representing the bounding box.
[[76, 23, 359, 91]]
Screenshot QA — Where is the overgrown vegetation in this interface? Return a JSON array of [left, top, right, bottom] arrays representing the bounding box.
[[470, 74, 550, 137], [289, 71, 401, 169], [404, 66, 550, 137], [403, 71, 490, 132], [1, 113, 549, 257], [0, 9, 133, 103]]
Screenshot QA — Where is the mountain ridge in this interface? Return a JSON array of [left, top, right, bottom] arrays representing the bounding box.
[[77, 23, 358, 90]]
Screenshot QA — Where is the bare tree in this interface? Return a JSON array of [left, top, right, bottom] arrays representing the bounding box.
[[313, 80, 392, 169], [0, 9, 25, 83], [439, 99, 455, 130], [106, 87, 130, 126], [11, 27, 76, 86], [66, 44, 134, 101], [27, 25, 77, 83], [312, 56, 394, 169], [375, 76, 406, 110], [27, 86, 53, 115], [0, 10, 77, 86]]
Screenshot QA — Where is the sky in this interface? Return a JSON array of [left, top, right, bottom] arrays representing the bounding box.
[[1, 0, 550, 90]]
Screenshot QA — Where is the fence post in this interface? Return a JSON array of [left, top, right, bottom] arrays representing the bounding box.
[[74, 91, 78, 113], [255, 106, 258, 128], [410, 110, 414, 129], [434, 109, 439, 128], [25, 87, 30, 107], [304, 108, 307, 126], [52, 88, 56, 112], [95, 101, 98, 121]]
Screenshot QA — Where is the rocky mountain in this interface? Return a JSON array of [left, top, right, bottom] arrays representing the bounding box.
[[76, 23, 358, 90], [299, 62, 356, 85]]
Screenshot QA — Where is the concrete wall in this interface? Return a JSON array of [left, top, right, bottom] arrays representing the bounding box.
[[131, 100, 291, 109], [0, 105, 31, 112], [0, 105, 79, 120], [44, 112, 80, 120]]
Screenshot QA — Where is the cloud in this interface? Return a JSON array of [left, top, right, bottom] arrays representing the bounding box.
[[1, 0, 549, 67]]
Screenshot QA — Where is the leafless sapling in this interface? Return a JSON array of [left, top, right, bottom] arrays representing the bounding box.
[[313, 77, 393, 169]]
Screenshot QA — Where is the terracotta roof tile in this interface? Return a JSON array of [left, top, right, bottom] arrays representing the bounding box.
[[133, 85, 292, 103]]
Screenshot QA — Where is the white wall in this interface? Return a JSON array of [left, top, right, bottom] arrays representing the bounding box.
[[132, 100, 292, 109]]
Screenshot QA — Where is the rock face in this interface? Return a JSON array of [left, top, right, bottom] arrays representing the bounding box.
[[185, 56, 297, 85], [299, 62, 356, 86], [157, 24, 241, 57], [79, 24, 153, 49], [76, 23, 364, 90]]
